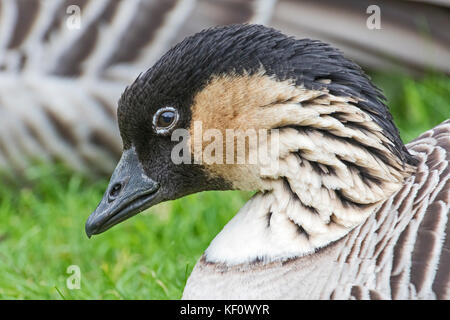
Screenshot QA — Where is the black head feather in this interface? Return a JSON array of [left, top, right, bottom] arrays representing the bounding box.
[[119, 24, 414, 167], [87, 24, 417, 237]]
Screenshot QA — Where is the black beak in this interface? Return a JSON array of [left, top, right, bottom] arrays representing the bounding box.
[[85, 147, 160, 237]]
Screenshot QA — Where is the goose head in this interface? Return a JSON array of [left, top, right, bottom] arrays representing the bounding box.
[[85, 24, 416, 263]]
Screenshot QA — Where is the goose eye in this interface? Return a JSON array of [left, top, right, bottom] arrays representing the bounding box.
[[153, 106, 179, 135], [158, 111, 175, 127]]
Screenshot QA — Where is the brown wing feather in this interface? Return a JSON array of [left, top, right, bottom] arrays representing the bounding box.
[[183, 120, 450, 300]]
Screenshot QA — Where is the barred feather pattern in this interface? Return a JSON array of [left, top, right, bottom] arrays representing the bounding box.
[[183, 120, 450, 299], [0, 0, 274, 175], [1, 0, 449, 175]]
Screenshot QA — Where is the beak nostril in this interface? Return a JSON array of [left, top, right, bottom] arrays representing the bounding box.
[[108, 183, 122, 201]]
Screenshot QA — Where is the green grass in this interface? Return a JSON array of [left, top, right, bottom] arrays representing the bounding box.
[[0, 164, 250, 299], [0, 73, 449, 299], [370, 72, 450, 143]]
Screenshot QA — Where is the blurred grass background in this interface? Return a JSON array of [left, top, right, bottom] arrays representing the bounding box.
[[0, 72, 449, 299]]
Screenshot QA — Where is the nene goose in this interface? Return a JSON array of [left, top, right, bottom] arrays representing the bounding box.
[[86, 24, 450, 300], [1, 0, 450, 175]]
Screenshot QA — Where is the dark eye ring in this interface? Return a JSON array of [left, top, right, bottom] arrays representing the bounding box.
[[152, 106, 179, 135]]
